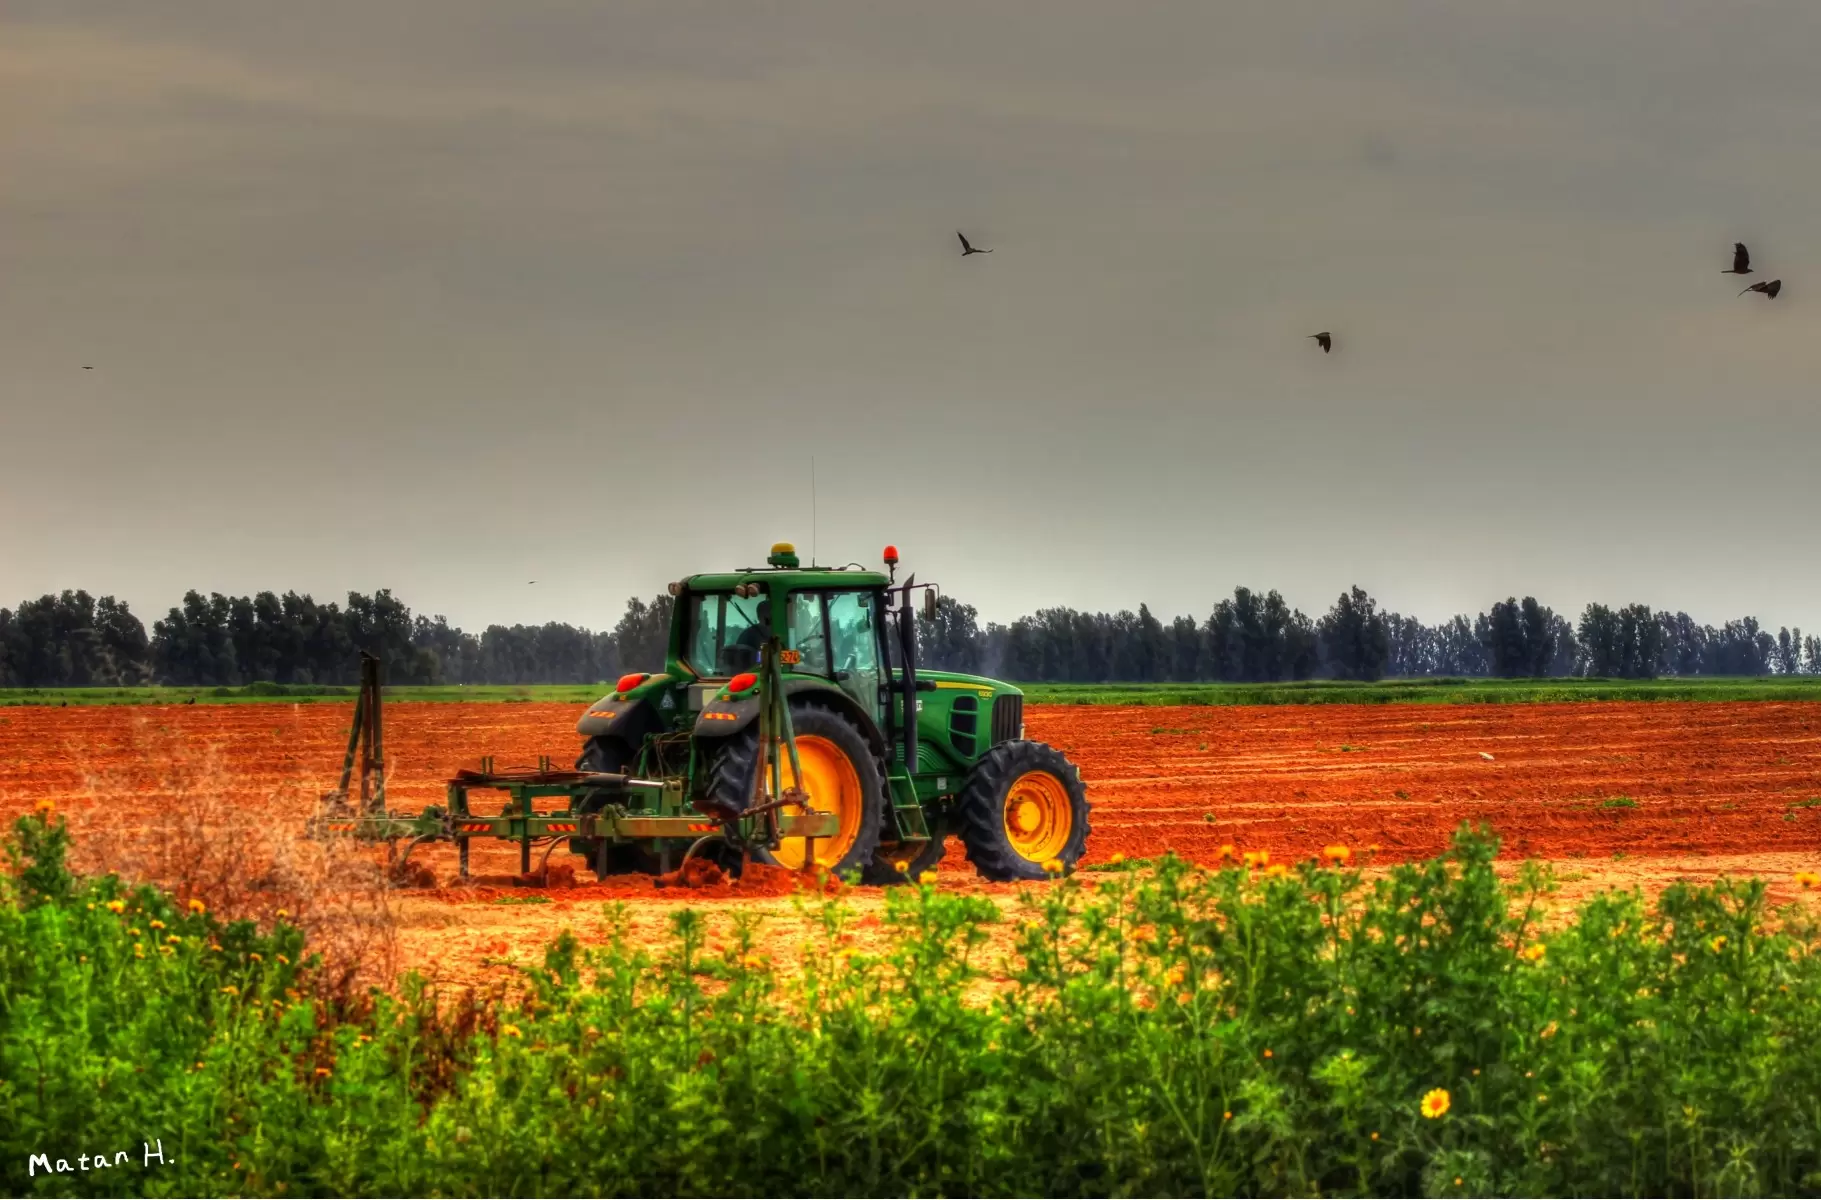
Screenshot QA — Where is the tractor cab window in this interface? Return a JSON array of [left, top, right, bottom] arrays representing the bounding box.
[[787, 592, 831, 676], [788, 589, 882, 713], [827, 591, 882, 708], [685, 591, 769, 676]]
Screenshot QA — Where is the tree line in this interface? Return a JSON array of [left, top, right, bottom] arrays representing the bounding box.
[[1, 585, 1815, 688]]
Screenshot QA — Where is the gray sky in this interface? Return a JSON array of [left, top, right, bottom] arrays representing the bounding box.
[[3, 2, 1818, 635]]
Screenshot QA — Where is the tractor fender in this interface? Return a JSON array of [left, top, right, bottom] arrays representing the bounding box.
[[576, 695, 661, 743], [690, 680, 888, 765]]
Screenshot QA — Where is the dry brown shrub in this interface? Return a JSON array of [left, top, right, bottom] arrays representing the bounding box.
[[63, 714, 402, 1002]]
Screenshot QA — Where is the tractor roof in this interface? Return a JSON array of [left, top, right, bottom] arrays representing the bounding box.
[[685, 567, 889, 591]]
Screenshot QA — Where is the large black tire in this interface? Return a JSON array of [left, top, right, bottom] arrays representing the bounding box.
[[704, 704, 884, 879], [955, 740, 1092, 882], [574, 737, 661, 879], [861, 834, 950, 885]]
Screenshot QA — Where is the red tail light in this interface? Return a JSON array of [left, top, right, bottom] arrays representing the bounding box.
[[727, 672, 758, 694], [615, 672, 648, 694]]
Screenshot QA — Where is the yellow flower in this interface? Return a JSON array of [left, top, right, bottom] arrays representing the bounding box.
[[892, 860, 909, 873], [132, 943, 145, 958], [1217, 844, 1238, 863], [1110, 852, 1126, 866], [1539, 1020, 1558, 1039], [313, 1066, 331, 1077], [1264, 864, 1288, 879], [1321, 844, 1352, 865], [1421, 1088, 1451, 1119], [159, 946, 174, 956], [1521, 942, 1547, 963], [276, 954, 290, 965], [1042, 858, 1064, 875], [220, 985, 238, 996], [501, 1024, 523, 1039], [1370, 1131, 1379, 1141], [277, 909, 290, 919], [34, 798, 56, 818], [106, 900, 126, 914], [1795, 872, 1821, 889], [249, 953, 262, 962], [1243, 850, 1271, 870], [918, 870, 938, 886], [1711, 935, 1728, 953], [148, 919, 166, 930], [1223, 1111, 1232, 1121], [741, 952, 766, 970], [1262, 1048, 1273, 1059], [189, 899, 207, 915]]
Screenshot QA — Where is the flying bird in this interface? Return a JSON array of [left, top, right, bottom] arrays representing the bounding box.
[[528, 580, 538, 585], [82, 366, 93, 370], [1308, 332, 1332, 353], [1723, 243, 1753, 275], [1740, 279, 1782, 298], [957, 232, 991, 256]]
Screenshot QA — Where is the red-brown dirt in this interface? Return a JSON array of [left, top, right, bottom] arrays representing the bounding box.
[[4, 699, 1819, 987]]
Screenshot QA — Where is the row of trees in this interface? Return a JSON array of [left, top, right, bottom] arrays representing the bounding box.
[[0, 590, 672, 689], [2, 585, 1816, 688], [914, 590, 1816, 684]]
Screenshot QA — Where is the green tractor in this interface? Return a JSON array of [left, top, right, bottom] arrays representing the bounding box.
[[572, 541, 1091, 883]]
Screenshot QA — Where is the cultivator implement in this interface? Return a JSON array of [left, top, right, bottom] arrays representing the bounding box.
[[306, 640, 839, 880]]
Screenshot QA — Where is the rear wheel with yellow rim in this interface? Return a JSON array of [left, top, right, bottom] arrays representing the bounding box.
[[955, 740, 1091, 881], [705, 704, 884, 879]]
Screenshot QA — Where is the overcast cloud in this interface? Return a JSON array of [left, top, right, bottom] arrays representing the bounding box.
[[3, 2, 1818, 633]]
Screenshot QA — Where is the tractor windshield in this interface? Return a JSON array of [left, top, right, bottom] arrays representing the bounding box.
[[684, 591, 768, 676]]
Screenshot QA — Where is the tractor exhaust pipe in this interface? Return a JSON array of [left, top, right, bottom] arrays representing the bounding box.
[[897, 574, 918, 773]]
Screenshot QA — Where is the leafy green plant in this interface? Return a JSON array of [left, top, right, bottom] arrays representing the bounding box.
[[8, 809, 1821, 1196]]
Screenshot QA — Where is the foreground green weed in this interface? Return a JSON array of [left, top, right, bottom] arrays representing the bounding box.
[[6, 808, 1821, 1197]]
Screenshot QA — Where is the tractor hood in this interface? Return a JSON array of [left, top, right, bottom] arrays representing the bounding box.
[[903, 670, 1020, 699]]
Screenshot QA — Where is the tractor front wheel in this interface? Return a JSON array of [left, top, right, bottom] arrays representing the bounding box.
[[955, 741, 1091, 882], [705, 704, 884, 879]]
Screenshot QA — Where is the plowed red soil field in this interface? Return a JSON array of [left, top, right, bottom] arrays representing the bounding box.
[[4, 700, 1819, 986]]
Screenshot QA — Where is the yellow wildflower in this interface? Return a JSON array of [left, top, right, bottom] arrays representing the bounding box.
[[149, 919, 166, 931], [1521, 942, 1547, 963], [1042, 859, 1064, 875], [106, 900, 126, 914], [1321, 844, 1352, 865], [1540, 1020, 1558, 1039], [1421, 1088, 1451, 1119], [918, 870, 938, 886], [189, 898, 207, 915], [1110, 852, 1126, 866], [501, 1024, 523, 1039], [892, 860, 909, 874]]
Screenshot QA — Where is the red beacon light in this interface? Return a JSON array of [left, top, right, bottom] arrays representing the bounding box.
[[727, 672, 759, 694], [615, 672, 648, 696], [882, 545, 899, 566]]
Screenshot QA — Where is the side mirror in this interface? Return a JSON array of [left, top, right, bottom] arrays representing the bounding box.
[[920, 590, 937, 621]]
